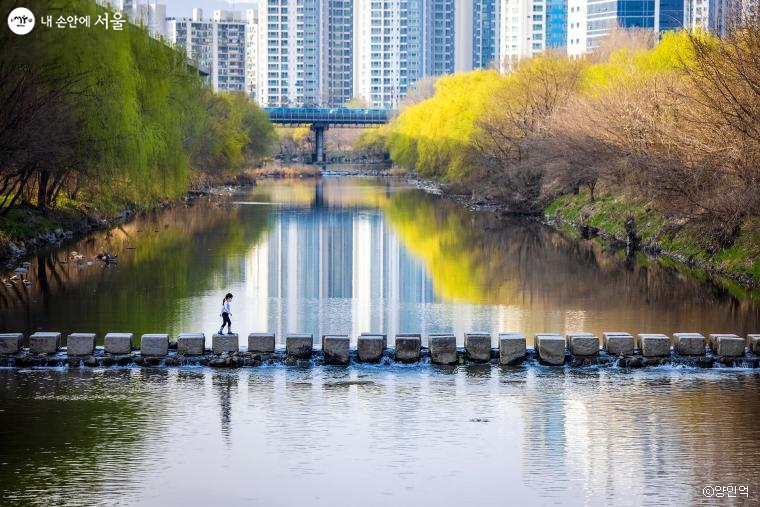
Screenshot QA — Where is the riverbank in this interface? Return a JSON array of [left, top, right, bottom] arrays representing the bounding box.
[[0, 172, 255, 270], [545, 192, 760, 292]]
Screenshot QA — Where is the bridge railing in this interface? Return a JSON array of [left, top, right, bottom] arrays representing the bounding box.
[[264, 107, 390, 125]]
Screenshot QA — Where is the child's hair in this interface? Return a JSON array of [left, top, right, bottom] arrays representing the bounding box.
[[223, 292, 233, 304]]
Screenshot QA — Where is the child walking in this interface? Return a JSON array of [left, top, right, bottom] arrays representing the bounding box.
[[219, 293, 234, 335]]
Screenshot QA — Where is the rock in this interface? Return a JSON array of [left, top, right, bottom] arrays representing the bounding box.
[[212, 333, 238, 354], [83, 356, 98, 367], [602, 332, 634, 355], [0, 333, 23, 354], [29, 332, 61, 354], [499, 333, 526, 365], [709, 334, 745, 357], [566, 333, 599, 356], [673, 333, 706, 356], [177, 333, 205, 355], [140, 334, 169, 356], [534, 333, 565, 365], [394, 333, 421, 363], [464, 332, 491, 362], [322, 335, 350, 365], [428, 334, 457, 365], [104, 333, 133, 354], [360, 332, 388, 349], [286, 334, 313, 359], [357, 335, 385, 362], [248, 333, 275, 353], [749, 334, 760, 355], [636, 334, 671, 357], [66, 333, 96, 356]]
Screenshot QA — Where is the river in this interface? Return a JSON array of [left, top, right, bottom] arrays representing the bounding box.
[[0, 176, 759, 505]]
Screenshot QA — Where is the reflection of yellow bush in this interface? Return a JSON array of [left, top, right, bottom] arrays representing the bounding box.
[[385, 193, 511, 304]]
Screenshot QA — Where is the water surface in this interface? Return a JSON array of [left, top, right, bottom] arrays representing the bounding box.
[[1, 366, 759, 506], [0, 177, 756, 346]]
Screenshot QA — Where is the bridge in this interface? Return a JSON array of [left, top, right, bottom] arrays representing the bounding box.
[[264, 108, 391, 163]]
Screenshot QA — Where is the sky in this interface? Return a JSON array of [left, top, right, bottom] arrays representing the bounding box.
[[161, 0, 258, 18]]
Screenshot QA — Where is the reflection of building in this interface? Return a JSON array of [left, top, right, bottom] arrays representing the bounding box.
[[247, 206, 438, 342]]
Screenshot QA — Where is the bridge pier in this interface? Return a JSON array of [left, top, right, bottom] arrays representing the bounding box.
[[312, 124, 326, 164]]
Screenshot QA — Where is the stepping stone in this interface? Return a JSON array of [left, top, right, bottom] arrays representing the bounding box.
[[602, 332, 634, 355], [177, 333, 205, 355], [429, 334, 457, 365], [673, 333, 705, 356], [104, 333, 133, 354], [637, 334, 670, 357], [360, 332, 387, 349], [394, 333, 421, 363], [464, 332, 491, 362], [141, 334, 169, 356], [29, 332, 61, 354], [248, 333, 275, 353], [566, 333, 599, 356], [499, 333, 526, 365], [749, 334, 760, 355], [357, 334, 385, 362], [0, 333, 23, 354], [709, 334, 745, 357], [534, 333, 565, 365], [67, 333, 95, 356], [286, 334, 313, 359], [322, 335, 350, 365], [212, 333, 239, 354]]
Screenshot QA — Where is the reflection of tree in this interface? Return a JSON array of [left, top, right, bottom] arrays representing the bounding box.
[[0, 369, 157, 500], [0, 199, 271, 337], [384, 191, 760, 335]]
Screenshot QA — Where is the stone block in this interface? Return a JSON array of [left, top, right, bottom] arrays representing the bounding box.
[[637, 334, 671, 357], [709, 334, 745, 357], [0, 333, 23, 354], [357, 335, 385, 362], [361, 332, 388, 349], [464, 332, 492, 362], [534, 333, 565, 365], [499, 333, 526, 365], [177, 333, 205, 355], [566, 333, 599, 356], [67, 333, 95, 356], [248, 333, 275, 353], [428, 334, 457, 365], [286, 334, 313, 359], [104, 333, 133, 354], [749, 335, 760, 355], [29, 332, 60, 354], [394, 333, 421, 363], [212, 333, 239, 354], [322, 335, 350, 365], [140, 334, 169, 356], [673, 333, 705, 356], [602, 332, 634, 355]]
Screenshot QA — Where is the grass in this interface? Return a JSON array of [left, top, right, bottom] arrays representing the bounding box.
[[546, 191, 760, 288]]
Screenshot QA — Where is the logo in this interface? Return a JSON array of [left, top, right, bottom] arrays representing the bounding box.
[[8, 7, 35, 35]]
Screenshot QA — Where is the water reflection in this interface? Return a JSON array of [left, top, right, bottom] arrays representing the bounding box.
[[2, 367, 759, 506], [0, 177, 757, 346]]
